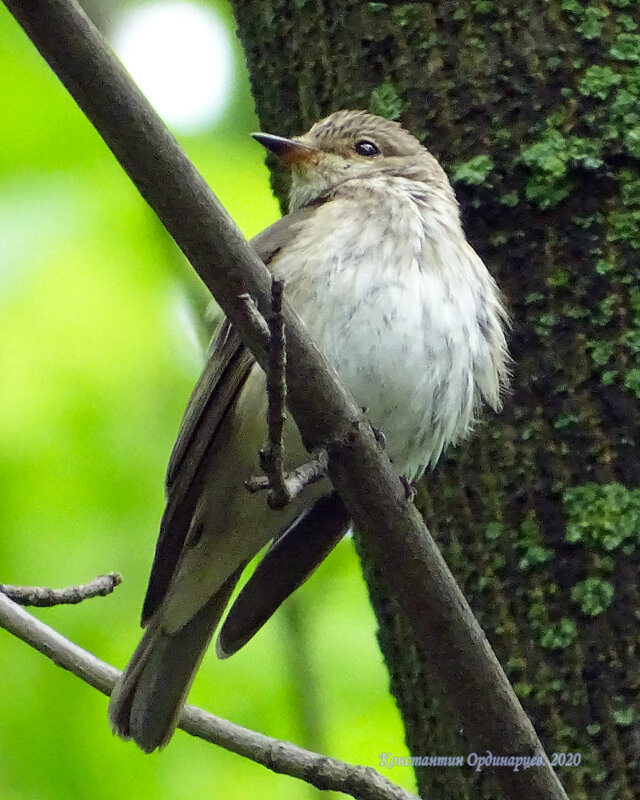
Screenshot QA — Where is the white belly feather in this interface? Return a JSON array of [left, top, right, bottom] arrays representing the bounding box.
[[277, 180, 506, 481]]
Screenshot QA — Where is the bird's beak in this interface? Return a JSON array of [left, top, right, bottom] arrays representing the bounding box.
[[251, 133, 319, 166]]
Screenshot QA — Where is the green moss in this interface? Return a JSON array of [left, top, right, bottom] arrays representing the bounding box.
[[610, 87, 640, 120], [514, 681, 533, 699], [452, 154, 494, 185], [521, 130, 569, 178], [570, 137, 605, 168], [534, 312, 559, 336], [389, 3, 423, 29], [618, 13, 638, 31], [612, 707, 638, 726], [564, 482, 640, 552], [563, 303, 590, 319], [624, 367, 640, 396], [610, 32, 640, 61], [571, 578, 615, 616], [484, 521, 504, 541], [519, 544, 554, 570], [620, 168, 640, 203], [541, 619, 578, 650], [526, 588, 552, 635], [525, 179, 572, 209], [579, 65, 623, 99], [514, 516, 554, 571], [525, 290, 545, 304], [577, 6, 610, 39], [547, 268, 571, 287], [500, 190, 519, 206], [587, 722, 602, 735], [622, 327, 640, 351], [621, 290, 640, 384], [608, 208, 640, 249], [596, 294, 617, 325], [520, 127, 604, 209], [472, 0, 495, 13], [489, 231, 508, 246], [595, 258, 616, 275], [554, 412, 580, 429], [587, 339, 615, 366], [368, 82, 403, 120]]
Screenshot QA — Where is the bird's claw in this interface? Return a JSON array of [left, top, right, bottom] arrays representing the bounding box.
[[400, 476, 416, 501]]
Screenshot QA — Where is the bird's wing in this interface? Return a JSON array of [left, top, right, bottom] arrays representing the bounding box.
[[141, 321, 253, 624], [141, 204, 327, 625]]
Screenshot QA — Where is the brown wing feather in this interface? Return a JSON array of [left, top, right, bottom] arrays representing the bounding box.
[[165, 321, 243, 493], [141, 206, 321, 625], [142, 328, 253, 624]]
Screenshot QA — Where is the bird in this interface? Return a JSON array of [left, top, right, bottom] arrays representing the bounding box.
[[108, 109, 510, 752]]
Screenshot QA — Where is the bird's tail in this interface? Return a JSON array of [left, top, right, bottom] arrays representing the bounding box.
[[108, 572, 239, 753]]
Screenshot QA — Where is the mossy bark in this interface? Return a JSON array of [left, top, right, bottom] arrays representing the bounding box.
[[230, 2, 640, 798]]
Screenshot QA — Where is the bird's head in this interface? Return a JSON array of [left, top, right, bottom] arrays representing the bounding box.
[[252, 110, 453, 211]]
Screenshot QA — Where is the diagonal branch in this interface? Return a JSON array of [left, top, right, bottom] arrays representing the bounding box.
[[0, 592, 419, 800], [1, 2, 567, 798]]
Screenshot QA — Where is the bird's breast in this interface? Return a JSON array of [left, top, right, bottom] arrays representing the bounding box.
[[278, 189, 500, 479]]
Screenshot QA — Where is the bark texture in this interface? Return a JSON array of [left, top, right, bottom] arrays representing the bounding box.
[[230, 2, 640, 798]]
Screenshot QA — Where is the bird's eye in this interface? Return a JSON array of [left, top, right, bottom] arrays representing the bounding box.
[[354, 139, 380, 157]]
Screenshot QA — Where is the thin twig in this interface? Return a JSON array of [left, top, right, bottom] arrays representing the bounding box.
[[0, 573, 122, 607], [262, 275, 290, 509], [247, 277, 327, 507], [0, 593, 419, 800], [246, 450, 329, 500]]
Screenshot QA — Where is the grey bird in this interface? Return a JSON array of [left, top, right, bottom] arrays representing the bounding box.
[[108, 110, 510, 752]]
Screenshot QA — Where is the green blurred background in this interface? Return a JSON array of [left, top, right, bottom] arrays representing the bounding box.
[[0, 1, 413, 797]]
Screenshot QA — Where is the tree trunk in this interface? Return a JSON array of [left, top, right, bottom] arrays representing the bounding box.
[[230, 2, 640, 798]]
